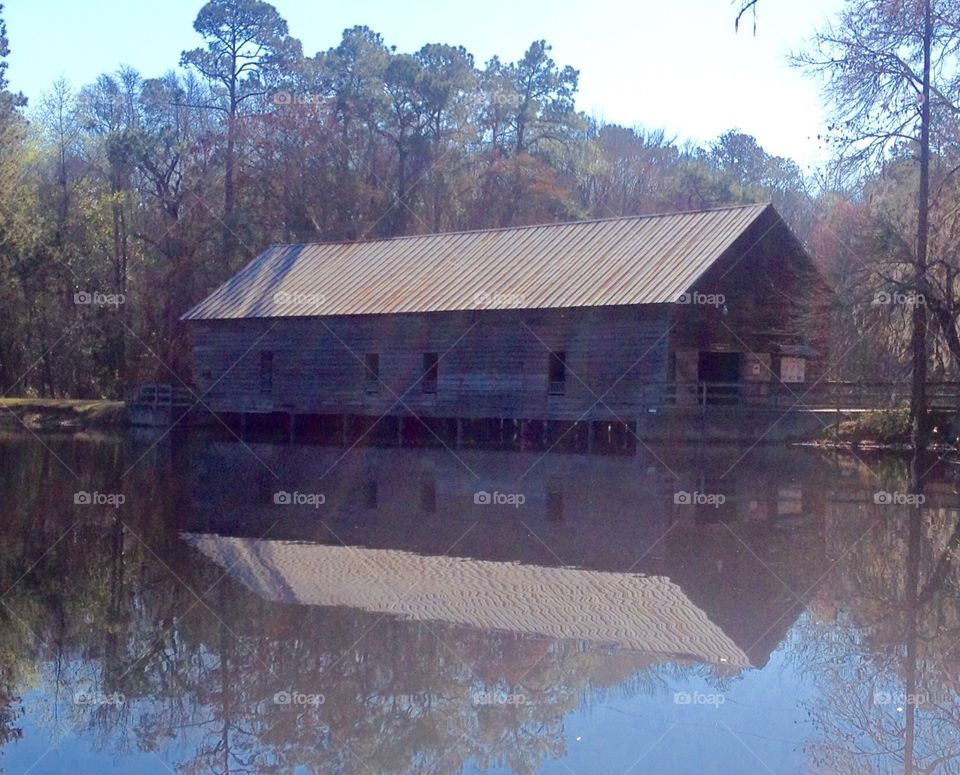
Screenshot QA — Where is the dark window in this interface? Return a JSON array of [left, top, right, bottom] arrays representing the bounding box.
[[547, 488, 564, 522], [548, 351, 566, 395], [364, 481, 378, 509], [422, 352, 439, 393], [420, 480, 436, 513], [260, 352, 273, 396], [257, 471, 273, 503], [364, 353, 380, 393]]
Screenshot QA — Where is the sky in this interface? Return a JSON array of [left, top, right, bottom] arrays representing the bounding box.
[[6, 0, 845, 170]]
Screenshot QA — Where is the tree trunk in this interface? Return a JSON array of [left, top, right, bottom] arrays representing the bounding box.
[[903, 451, 926, 774], [111, 183, 128, 391], [223, 111, 237, 262], [911, 0, 932, 450], [223, 43, 239, 265]]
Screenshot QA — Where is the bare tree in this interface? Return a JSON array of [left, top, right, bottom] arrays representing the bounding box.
[[794, 0, 960, 449]]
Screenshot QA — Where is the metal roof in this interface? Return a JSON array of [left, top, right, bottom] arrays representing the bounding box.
[[182, 203, 774, 320], [184, 534, 752, 667]]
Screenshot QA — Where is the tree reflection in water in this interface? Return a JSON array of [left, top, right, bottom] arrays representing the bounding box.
[[796, 452, 960, 774], [0, 432, 958, 773]]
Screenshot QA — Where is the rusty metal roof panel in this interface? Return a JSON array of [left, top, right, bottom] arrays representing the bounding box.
[[182, 203, 774, 320]]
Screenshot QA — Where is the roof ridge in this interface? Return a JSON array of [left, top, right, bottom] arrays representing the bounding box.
[[268, 202, 772, 250]]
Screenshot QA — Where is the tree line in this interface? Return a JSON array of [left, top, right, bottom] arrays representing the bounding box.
[[0, 0, 955, 403]]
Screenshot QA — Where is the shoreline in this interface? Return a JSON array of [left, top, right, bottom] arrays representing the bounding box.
[[0, 400, 951, 451], [0, 399, 127, 430]]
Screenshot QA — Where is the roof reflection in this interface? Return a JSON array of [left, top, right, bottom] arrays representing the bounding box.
[[185, 534, 754, 668]]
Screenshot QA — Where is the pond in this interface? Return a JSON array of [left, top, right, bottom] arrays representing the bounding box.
[[0, 429, 956, 774]]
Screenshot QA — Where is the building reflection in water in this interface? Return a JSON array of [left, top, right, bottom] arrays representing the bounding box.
[[186, 438, 838, 661], [0, 432, 958, 772]]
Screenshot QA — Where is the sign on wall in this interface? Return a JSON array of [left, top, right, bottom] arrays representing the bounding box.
[[780, 357, 806, 384], [743, 353, 771, 381]]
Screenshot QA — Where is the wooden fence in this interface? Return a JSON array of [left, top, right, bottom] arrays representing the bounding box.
[[125, 381, 960, 420], [127, 383, 194, 408], [652, 381, 960, 412]]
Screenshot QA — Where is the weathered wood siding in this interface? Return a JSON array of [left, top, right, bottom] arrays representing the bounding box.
[[191, 305, 671, 420], [671, 211, 813, 350]]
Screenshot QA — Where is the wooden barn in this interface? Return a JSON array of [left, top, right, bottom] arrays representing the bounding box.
[[182, 203, 820, 444]]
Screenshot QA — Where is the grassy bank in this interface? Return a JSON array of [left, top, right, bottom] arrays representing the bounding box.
[[818, 407, 959, 449], [0, 399, 127, 430]]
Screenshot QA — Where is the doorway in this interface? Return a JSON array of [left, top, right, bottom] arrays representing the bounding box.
[[698, 352, 741, 404]]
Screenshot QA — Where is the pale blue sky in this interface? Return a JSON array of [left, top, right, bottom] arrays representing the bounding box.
[[7, 0, 845, 169]]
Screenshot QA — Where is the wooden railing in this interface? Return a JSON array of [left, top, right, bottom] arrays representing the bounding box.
[[652, 381, 960, 411], [125, 379, 960, 418], [440, 378, 960, 413], [127, 383, 194, 408]]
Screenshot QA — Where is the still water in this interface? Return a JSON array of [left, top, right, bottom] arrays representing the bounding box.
[[0, 429, 957, 774]]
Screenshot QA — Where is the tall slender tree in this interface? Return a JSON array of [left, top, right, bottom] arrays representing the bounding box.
[[181, 0, 299, 264], [794, 0, 960, 449]]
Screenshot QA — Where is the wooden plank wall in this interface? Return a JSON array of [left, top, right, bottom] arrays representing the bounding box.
[[190, 305, 671, 420]]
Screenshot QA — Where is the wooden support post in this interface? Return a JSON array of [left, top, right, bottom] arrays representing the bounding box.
[[835, 387, 841, 444]]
